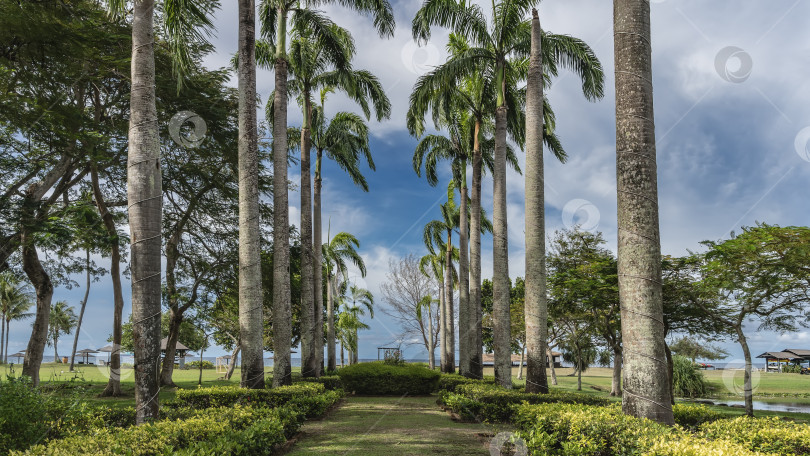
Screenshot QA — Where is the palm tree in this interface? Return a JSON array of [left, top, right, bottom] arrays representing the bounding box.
[[259, 0, 393, 387], [336, 309, 368, 366], [419, 251, 448, 370], [613, 0, 673, 424], [266, 26, 390, 378], [105, 0, 215, 421], [412, 0, 602, 386], [417, 295, 439, 369], [344, 284, 373, 364], [0, 272, 34, 364], [47, 301, 77, 363], [323, 230, 366, 371]]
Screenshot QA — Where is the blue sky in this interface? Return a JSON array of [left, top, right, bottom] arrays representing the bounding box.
[[7, 0, 810, 366]]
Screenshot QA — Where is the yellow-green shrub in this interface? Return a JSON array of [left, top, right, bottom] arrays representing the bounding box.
[[700, 416, 810, 455], [672, 403, 725, 430]]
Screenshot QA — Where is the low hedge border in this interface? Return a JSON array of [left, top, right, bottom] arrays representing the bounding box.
[[436, 374, 498, 392]]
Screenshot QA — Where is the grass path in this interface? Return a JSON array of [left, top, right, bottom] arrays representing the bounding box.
[[284, 395, 507, 455]]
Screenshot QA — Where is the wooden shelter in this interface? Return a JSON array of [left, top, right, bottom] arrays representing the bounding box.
[[161, 338, 190, 368], [756, 349, 808, 372]]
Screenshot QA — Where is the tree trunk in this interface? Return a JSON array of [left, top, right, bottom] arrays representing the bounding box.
[[92, 167, 124, 398], [614, 0, 673, 425], [271, 7, 292, 388], [443, 232, 455, 374], [160, 309, 183, 386], [518, 344, 525, 380], [736, 327, 755, 417], [492, 103, 511, 388], [237, 0, 266, 390], [524, 10, 549, 394], [69, 250, 91, 371], [53, 337, 59, 363], [458, 164, 470, 376], [327, 274, 336, 371], [313, 150, 324, 375], [300, 92, 317, 378], [612, 345, 623, 397], [439, 279, 446, 371], [340, 341, 344, 367], [547, 347, 557, 385], [353, 327, 359, 364], [128, 0, 162, 423], [0, 312, 4, 364], [225, 344, 241, 381], [469, 119, 484, 379], [21, 230, 52, 386], [665, 343, 675, 405], [428, 308, 435, 369]]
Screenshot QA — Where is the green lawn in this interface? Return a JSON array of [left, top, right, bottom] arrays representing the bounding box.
[[285, 396, 507, 455]]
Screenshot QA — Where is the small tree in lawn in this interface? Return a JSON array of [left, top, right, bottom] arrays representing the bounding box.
[[697, 224, 810, 417], [669, 336, 729, 364], [47, 301, 77, 363]]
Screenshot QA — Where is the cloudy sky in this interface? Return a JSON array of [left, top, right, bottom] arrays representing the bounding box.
[[8, 0, 810, 367]]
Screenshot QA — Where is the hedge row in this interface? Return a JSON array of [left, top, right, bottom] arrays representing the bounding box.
[[513, 402, 810, 456], [439, 383, 611, 422], [336, 362, 440, 395], [436, 374, 498, 392], [167, 383, 327, 410]]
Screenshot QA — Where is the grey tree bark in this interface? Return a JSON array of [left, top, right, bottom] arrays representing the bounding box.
[[612, 345, 623, 396], [458, 165, 470, 376], [443, 234, 455, 373], [327, 272, 336, 371], [271, 6, 292, 387], [735, 326, 755, 416], [547, 347, 558, 385], [468, 121, 484, 379], [314, 150, 325, 373], [127, 0, 162, 423], [492, 104, 511, 388], [524, 9, 550, 394], [614, 0, 673, 425], [69, 250, 91, 371], [93, 167, 124, 397], [238, 0, 265, 389], [439, 280, 446, 370], [299, 93, 317, 377]]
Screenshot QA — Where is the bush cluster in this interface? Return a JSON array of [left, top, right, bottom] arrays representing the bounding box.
[[186, 360, 214, 369], [673, 355, 710, 398], [336, 362, 440, 395], [513, 401, 810, 456], [280, 373, 343, 390], [439, 383, 611, 422], [436, 373, 498, 392]]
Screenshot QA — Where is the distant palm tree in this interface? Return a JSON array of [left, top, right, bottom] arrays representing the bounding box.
[[265, 25, 390, 377], [0, 272, 34, 363], [47, 301, 77, 363], [323, 231, 366, 371], [412, 0, 603, 388], [259, 0, 394, 388], [417, 295, 439, 369], [343, 284, 373, 364], [419, 251, 449, 370]]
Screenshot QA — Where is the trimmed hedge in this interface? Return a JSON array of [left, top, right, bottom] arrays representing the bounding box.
[[439, 383, 611, 422], [13, 405, 295, 455], [513, 403, 761, 456], [280, 374, 343, 390], [436, 374, 498, 392], [336, 362, 440, 395], [167, 383, 331, 414], [699, 416, 810, 455], [672, 403, 725, 430]]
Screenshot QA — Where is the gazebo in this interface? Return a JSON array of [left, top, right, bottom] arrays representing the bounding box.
[[8, 352, 25, 363], [161, 338, 190, 368], [75, 348, 99, 365], [756, 350, 804, 372]]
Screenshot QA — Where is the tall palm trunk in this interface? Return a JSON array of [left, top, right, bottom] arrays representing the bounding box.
[[128, 0, 162, 422], [69, 250, 91, 371], [428, 304, 435, 369], [458, 163, 470, 376], [299, 92, 317, 377], [327, 273, 336, 371], [438, 278, 446, 370], [492, 100, 511, 388], [271, 6, 292, 388], [353, 328, 359, 364], [524, 10, 549, 394], [469, 120, 483, 379], [237, 0, 265, 390], [313, 151, 324, 373], [614, 0, 673, 424], [443, 231, 455, 373], [53, 337, 59, 363], [92, 167, 124, 397], [0, 312, 4, 364]]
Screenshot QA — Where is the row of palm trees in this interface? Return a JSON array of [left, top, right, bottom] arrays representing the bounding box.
[[408, 0, 673, 424], [108, 0, 671, 426]]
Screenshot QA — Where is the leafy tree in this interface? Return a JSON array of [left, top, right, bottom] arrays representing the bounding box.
[[0, 272, 34, 363], [697, 224, 810, 416], [47, 301, 77, 363], [669, 336, 729, 364]]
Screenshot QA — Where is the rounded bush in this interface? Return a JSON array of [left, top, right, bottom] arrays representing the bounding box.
[[336, 362, 440, 395]]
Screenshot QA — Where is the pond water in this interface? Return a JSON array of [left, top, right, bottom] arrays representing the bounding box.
[[690, 399, 810, 414]]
